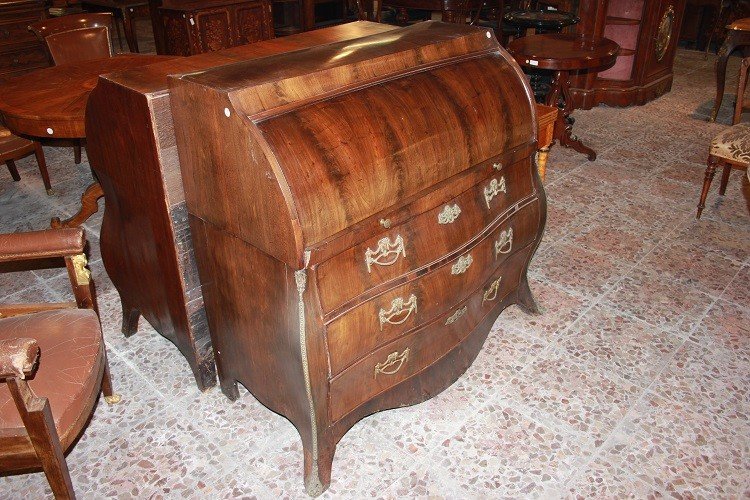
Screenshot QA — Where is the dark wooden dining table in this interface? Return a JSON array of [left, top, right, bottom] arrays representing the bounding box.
[[0, 53, 175, 226], [0, 54, 173, 139], [508, 33, 619, 161]]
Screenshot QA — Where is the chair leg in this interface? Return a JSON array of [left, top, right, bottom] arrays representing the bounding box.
[[733, 58, 749, 125], [33, 142, 53, 195], [7, 380, 76, 500], [697, 156, 719, 218], [719, 164, 732, 195], [74, 143, 82, 165], [101, 350, 121, 404], [6, 159, 21, 181]]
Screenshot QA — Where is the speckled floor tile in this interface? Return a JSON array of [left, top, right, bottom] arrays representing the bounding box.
[[722, 265, 750, 306], [532, 242, 630, 297], [558, 304, 682, 388], [428, 404, 583, 497], [505, 347, 643, 444], [601, 267, 715, 335], [650, 340, 750, 425], [498, 281, 592, 339], [689, 299, 750, 358], [616, 392, 750, 498], [669, 217, 750, 264], [639, 240, 743, 296], [565, 456, 665, 499]]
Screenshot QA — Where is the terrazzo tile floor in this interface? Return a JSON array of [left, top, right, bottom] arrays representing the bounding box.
[[1, 42, 749, 498]]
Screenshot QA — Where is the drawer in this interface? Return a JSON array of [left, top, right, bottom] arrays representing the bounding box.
[[0, 19, 39, 47], [0, 45, 47, 72], [325, 199, 541, 376], [328, 246, 533, 423], [317, 157, 535, 314]]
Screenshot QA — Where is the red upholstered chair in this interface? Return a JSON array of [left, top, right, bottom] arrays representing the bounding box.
[[0, 227, 119, 499]]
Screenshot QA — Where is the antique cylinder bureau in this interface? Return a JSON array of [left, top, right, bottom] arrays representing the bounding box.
[[169, 21, 546, 495]]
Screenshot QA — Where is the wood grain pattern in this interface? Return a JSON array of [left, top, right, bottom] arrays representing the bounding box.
[[169, 21, 545, 494], [0, 54, 172, 138], [84, 22, 398, 391]]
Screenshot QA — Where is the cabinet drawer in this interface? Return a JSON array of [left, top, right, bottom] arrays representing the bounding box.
[[325, 199, 540, 376], [0, 19, 39, 47], [317, 158, 535, 314], [0, 45, 46, 72], [328, 246, 532, 423]]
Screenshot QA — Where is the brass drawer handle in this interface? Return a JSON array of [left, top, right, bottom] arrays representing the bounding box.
[[494, 228, 513, 257], [451, 254, 473, 275], [374, 348, 410, 378], [484, 176, 507, 209], [365, 234, 406, 273], [492, 161, 503, 171], [379, 218, 392, 229], [482, 277, 502, 303], [378, 294, 417, 330], [445, 305, 467, 325], [438, 203, 461, 224]]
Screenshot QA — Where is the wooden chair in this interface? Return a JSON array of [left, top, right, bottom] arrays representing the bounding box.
[[1, 126, 51, 195], [29, 13, 114, 65], [28, 13, 114, 165], [0, 227, 119, 499], [697, 122, 750, 218], [734, 56, 750, 125]]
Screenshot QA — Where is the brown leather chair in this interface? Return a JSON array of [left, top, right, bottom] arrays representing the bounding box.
[[28, 13, 114, 165], [0, 227, 119, 499], [29, 13, 114, 66], [1, 125, 52, 195]]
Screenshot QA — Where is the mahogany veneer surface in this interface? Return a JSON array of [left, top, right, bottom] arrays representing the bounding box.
[[167, 21, 546, 494], [84, 21, 399, 390]]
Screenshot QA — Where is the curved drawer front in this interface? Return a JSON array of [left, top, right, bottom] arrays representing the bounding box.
[[317, 158, 535, 314], [328, 247, 533, 423], [326, 200, 541, 376]]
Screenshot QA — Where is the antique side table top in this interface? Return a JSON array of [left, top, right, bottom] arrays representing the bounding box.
[[0, 54, 174, 138], [507, 33, 620, 71]]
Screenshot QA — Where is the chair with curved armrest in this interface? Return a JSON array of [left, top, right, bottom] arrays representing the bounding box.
[[0, 227, 119, 500]]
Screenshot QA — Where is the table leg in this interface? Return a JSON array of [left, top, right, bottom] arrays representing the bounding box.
[[51, 182, 104, 228], [536, 148, 549, 182], [122, 7, 140, 53], [711, 33, 737, 122], [551, 70, 597, 161]]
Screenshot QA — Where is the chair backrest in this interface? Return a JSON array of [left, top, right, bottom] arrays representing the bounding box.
[[29, 13, 113, 65], [355, 0, 382, 21]]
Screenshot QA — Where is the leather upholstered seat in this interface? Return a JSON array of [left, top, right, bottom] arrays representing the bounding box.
[[0, 309, 103, 444], [0, 227, 118, 499]]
